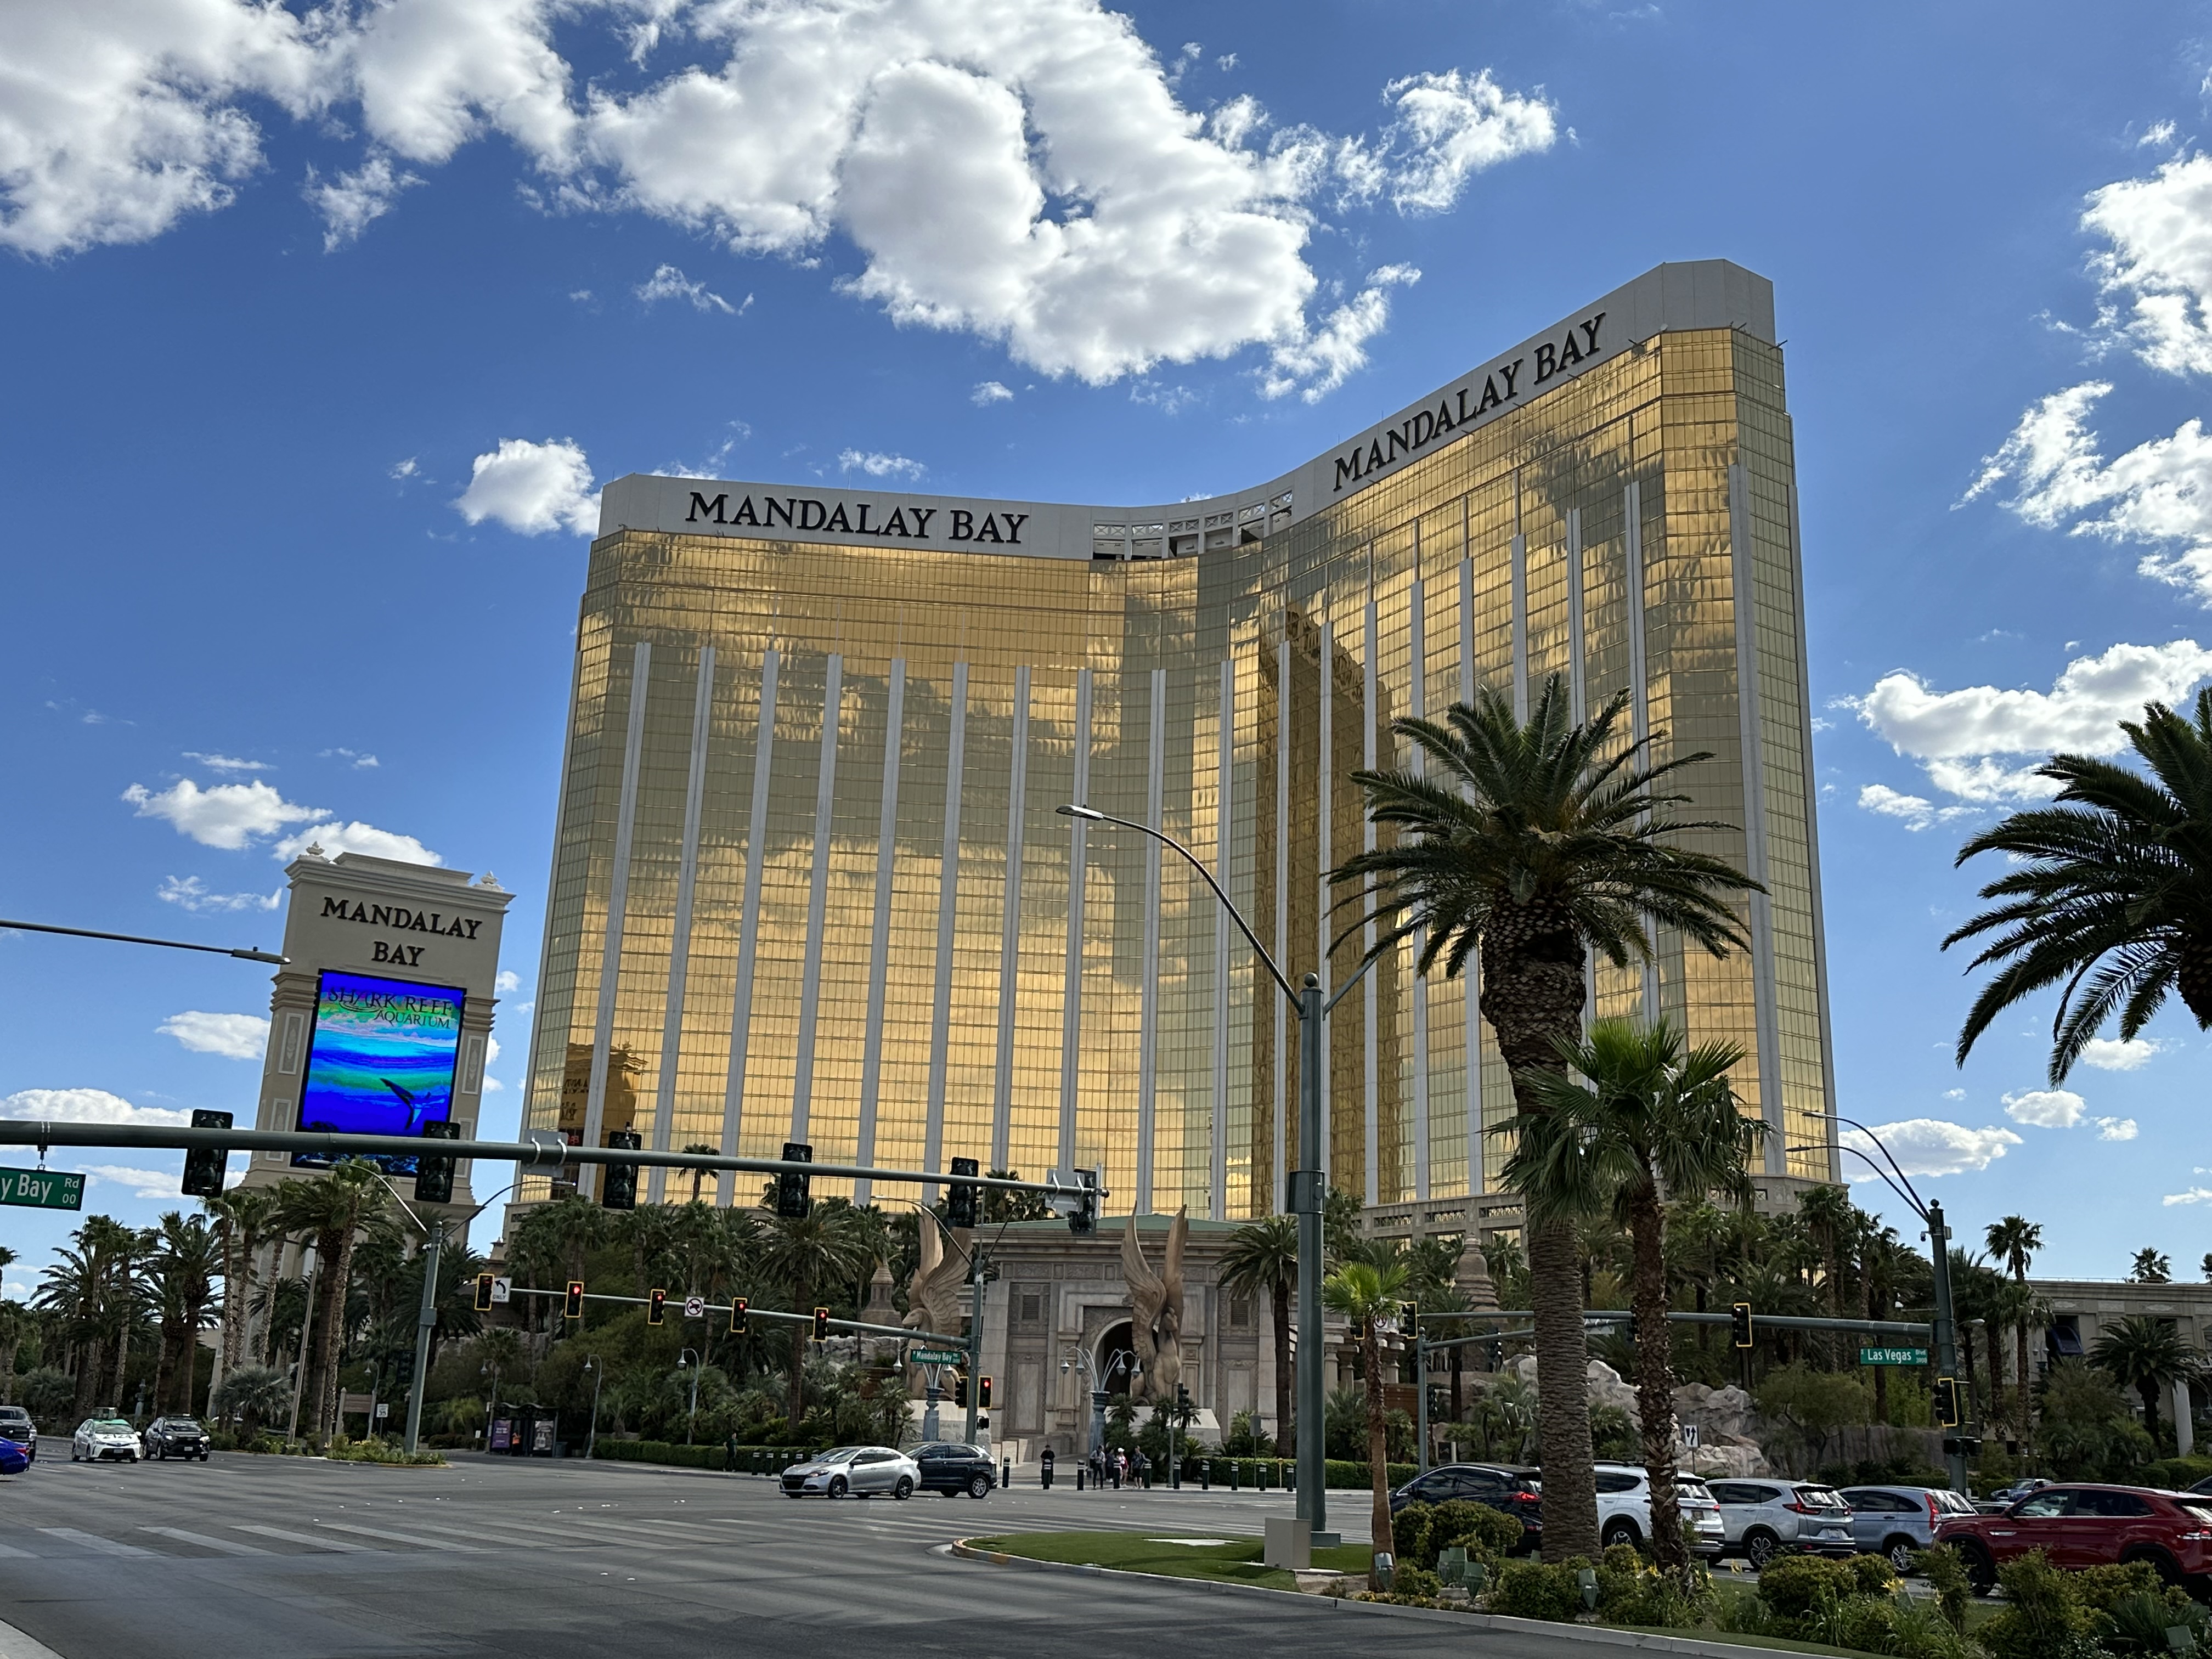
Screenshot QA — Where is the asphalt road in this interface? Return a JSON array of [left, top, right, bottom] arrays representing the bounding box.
[[0, 1452, 1625, 1659]]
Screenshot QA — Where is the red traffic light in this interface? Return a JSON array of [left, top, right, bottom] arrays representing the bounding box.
[[647, 1288, 667, 1327], [473, 1272, 495, 1313], [978, 1376, 992, 1409], [729, 1296, 749, 1335], [811, 1306, 830, 1342], [565, 1281, 585, 1321]]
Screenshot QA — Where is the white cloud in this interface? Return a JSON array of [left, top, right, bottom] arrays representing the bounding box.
[[1377, 70, 1558, 214], [391, 457, 419, 479], [2138, 120, 2179, 150], [482, 1034, 505, 1091], [308, 154, 421, 249], [2003, 1088, 2086, 1130], [455, 437, 597, 535], [2084, 152, 2212, 379], [1852, 640, 2212, 802], [184, 752, 268, 773], [157, 1010, 269, 1060], [1839, 1118, 2022, 1178], [971, 380, 1014, 405], [0, 1088, 191, 1128], [156, 874, 280, 913], [838, 448, 924, 481], [496, 969, 521, 992], [1963, 383, 2212, 601], [1261, 263, 1421, 403], [1855, 782, 1968, 830], [2081, 1036, 2162, 1071], [123, 777, 324, 849], [85, 1164, 185, 1200], [636, 262, 743, 313], [321, 747, 380, 769], [2165, 1186, 2212, 1205], [2095, 1116, 2139, 1141], [273, 822, 442, 865]]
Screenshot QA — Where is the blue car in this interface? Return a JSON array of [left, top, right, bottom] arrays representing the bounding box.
[[0, 1438, 30, 1476]]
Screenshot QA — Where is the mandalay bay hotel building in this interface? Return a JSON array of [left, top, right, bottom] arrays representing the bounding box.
[[521, 259, 1841, 1233]]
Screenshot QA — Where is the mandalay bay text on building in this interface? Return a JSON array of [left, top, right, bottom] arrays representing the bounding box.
[[522, 258, 1840, 1221]]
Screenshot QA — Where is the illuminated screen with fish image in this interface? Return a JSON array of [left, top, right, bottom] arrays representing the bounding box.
[[292, 970, 467, 1172]]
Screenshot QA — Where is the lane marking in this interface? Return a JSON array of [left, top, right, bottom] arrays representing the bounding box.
[[315, 1522, 479, 1552], [139, 1528, 272, 1556], [0, 1543, 36, 1559], [231, 1524, 375, 1553], [36, 1528, 155, 1559]]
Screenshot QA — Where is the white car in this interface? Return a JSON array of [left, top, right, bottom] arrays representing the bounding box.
[[778, 1445, 920, 1499], [1594, 1462, 1728, 1558], [71, 1418, 142, 1463]]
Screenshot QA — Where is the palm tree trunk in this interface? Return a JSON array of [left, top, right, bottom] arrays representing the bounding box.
[[1530, 1215, 1601, 1561], [1626, 1186, 1686, 1575], [1272, 1282, 1293, 1459], [1365, 1324, 1391, 1590]]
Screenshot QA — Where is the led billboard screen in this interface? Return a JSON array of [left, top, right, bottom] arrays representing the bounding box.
[[292, 970, 466, 1171]]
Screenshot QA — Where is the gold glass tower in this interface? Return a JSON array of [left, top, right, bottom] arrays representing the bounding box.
[[523, 258, 1839, 1218]]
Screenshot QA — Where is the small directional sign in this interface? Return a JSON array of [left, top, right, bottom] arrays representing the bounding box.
[[910, 1348, 966, 1365], [490, 1277, 512, 1305], [684, 1296, 706, 1319], [1861, 1346, 1929, 1367], [0, 1167, 83, 1211]]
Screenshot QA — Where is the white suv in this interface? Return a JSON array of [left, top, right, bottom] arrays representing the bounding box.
[[1707, 1478, 1857, 1568], [1593, 1462, 1726, 1558]]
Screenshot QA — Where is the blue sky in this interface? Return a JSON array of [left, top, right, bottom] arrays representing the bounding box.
[[4, 1, 2212, 1291]]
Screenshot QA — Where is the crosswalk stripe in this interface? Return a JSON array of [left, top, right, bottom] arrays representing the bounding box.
[[37, 1528, 154, 1558], [314, 1522, 478, 1551], [0, 1542, 36, 1558], [231, 1524, 374, 1553], [140, 1527, 272, 1556], [370, 1519, 570, 1550]]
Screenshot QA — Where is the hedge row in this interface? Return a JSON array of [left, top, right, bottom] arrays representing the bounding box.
[[1157, 1457, 1417, 1490], [592, 1441, 832, 1472], [2141, 1455, 2212, 1490]]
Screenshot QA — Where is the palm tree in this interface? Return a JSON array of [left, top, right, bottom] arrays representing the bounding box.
[[145, 1212, 223, 1413], [2091, 1316, 2197, 1440], [679, 1143, 720, 1206], [215, 1364, 293, 1441], [1221, 1215, 1299, 1456], [2130, 1249, 2173, 1285], [509, 1195, 607, 1329], [37, 1215, 139, 1413], [2202, 1252, 2212, 1283], [0, 1297, 22, 1404], [1945, 690, 2212, 1081], [756, 1206, 870, 1428], [274, 1162, 392, 1437], [1985, 1216, 2044, 1435], [1321, 1259, 1409, 1589], [1331, 676, 1761, 1560], [1504, 1018, 1765, 1576], [204, 1187, 276, 1382]]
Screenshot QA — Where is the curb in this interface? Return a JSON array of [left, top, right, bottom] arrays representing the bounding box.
[[946, 1542, 1824, 1658]]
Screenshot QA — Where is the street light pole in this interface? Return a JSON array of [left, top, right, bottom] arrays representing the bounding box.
[[403, 1219, 442, 1455], [584, 1358, 603, 1462], [680, 1350, 701, 1444]]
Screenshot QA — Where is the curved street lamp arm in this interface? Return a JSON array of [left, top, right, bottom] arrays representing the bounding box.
[[1814, 1112, 1928, 1220], [1059, 805, 1301, 1009], [1790, 1141, 1926, 1222], [1322, 951, 1381, 1017]]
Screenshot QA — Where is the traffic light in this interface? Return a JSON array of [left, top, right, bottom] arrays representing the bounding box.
[[776, 1141, 813, 1218], [601, 1129, 640, 1210], [473, 1272, 496, 1313], [564, 1280, 585, 1321], [647, 1288, 667, 1327], [1730, 1302, 1754, 1349], [414, 1120, 459, 1205], [953, 1373, 968, 1407], [978, 1376, 992, 1410], [180, 1109, 232, 1198], [946, 1156, 980, 1229], [1401, 1301, 1419, 1336], [1175, 1382, 1190, 1417], [811, 1305, 831, 1342], [1934, 1375, 1962, 1429], [729, 1296, 749, 1336], [1069, 1167, 1097, 1235]]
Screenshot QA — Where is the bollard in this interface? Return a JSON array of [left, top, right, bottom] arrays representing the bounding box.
[[1076, 1466, 1085, 1491], [1002, 1457, 1012, 1489], [1200, 1459, 1209, 1491], [1229, 1461, 1239, 1493]]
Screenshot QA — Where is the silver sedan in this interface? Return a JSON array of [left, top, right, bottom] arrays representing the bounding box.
[[778, 1446, 919, 1499]]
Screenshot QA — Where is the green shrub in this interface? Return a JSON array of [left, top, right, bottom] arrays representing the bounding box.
[[1886, 1590, 1981, 1659], [2073, 1559, 2177, 1618], [1755, 1554, 1859, 1619], [1488, 1558, 1584, 1622], [1388, 1565, 1440, 1601], [1435, 1500, 1523, 1566], [1819, 1592, 1899, 1654], [1914, 1544, 1973, 1632], [1391, 1503, 1435, 1567], [1847, 1551, 1899, 1595], [1977, 1549, 2102, 1659], [2139, 1455, 2212, 1491], [2103, 1588, 2209, 1655]]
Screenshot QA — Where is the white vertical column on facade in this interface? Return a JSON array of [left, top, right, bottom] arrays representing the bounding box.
[[582, 640, 652, 1201], [1213, 659, 1233, 1221], [1057, 667, 1093, 1173], [720, 648, 780, 1204], [1510, 532, 1530, 722], [1315, 620, 1333, 1186], [1408, 577, 1430, 1201], [648, 645, 715, 1206], [924, 662, 970, 1199], [1565, 507, 1587, 724], [1136, 668, 1166, 1212], [1728, 465, 1785, 1173], [1787, 484, 1841, 1177], [1362, 596, 1380, 1207], [991, 666, 1031, 1172], [1624, 481, 1661, 1027], [1272, 637, 1290, 1213], [1459, 554, 1482, 1197], [789, 653, 844, 1144], [854, 658, 906, 1207]]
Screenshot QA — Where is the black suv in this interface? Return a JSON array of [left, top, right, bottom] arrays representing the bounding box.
[[914, 1442, 996, 1498], [0, 1406, 35, 1463], [1389, 1463, 1543, 1553], [142, 1417, 212, 1462]]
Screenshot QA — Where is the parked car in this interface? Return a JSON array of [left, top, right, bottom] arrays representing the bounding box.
[[778, 1445, 919, 1499], [1839, 1483, 1982, 1571], [71, 1418, 142, 1463], [1706, 1478, 1857, 1568], [912, 1442, 995, 1499], [0, 1406, 37, 1464], [142, 1417, 212, 1462], [1934, 1482, 2212, 1594], [1387, 1463, 1544, 1554], [1591, 1462, 1727, 1558], [1978, 1477, 2054, 1514]]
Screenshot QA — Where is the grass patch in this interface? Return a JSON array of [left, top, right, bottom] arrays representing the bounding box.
[[969, 1530, 1370, 1590]]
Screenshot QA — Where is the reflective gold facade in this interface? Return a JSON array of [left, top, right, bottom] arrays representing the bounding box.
[[523, 259, 1838, 1217]]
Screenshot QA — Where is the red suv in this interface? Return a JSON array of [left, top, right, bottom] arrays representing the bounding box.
[[1933, 1483, 2212, 1594]]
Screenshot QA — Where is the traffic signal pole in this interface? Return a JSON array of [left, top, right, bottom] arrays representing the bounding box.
[[1293, 974, 1327, 1541], [402, 1220, 442, 1455], [964, 1243, 984, 1445], [1927, 1200, 1969, 1494]]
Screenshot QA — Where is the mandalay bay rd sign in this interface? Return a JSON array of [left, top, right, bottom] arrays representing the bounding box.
[[0, 1166, 84, 1210]]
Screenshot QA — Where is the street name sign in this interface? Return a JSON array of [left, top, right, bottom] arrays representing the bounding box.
[[1860, 1347, 1928, 1367], [0, 1168, 82, 1211], [910, 1348, 965, 1365]]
